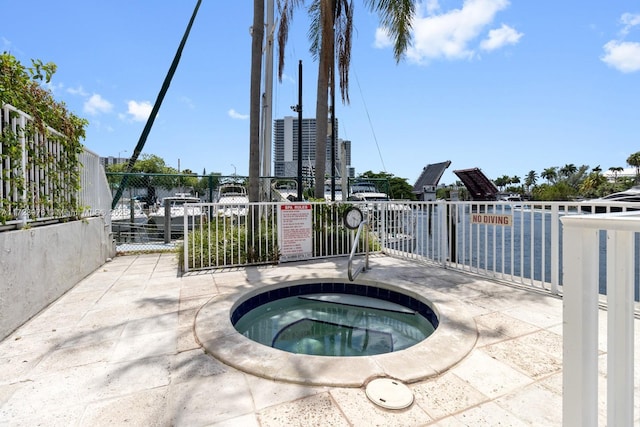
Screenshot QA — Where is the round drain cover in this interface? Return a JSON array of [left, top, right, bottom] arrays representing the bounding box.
[[365, 378, 414, 409]]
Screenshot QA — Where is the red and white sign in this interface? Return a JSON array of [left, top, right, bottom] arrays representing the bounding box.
[[278, 203, 313, 261]]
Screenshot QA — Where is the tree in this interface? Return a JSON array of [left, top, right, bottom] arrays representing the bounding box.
[[541, 167, 557, 184], [524, 170, 537, 193], [277, 0, 417, 198], [357, 170, 416, 200], [559, 163, 577, 179], [106, 154, 180, 205], [494, 175, 510, 191], [627, 151, 640, 183], [609, 166, 624, 184], [248, 0, 264, 204]]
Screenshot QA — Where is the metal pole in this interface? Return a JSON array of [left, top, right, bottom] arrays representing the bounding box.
[[297, 60, 303, 201]]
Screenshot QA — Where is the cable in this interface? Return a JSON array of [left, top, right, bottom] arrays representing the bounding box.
[[354, 71, 386, 173]]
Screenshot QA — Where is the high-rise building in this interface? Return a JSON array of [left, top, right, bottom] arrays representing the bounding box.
[[100, 156, 129, 169], [273, 116, 351, 178]]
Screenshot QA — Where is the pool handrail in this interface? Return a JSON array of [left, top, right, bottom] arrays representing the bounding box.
[[348, 219, 369, 281]]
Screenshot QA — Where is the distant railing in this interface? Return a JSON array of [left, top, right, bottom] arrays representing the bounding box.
[[181, 201, 372, 272], [182, 199, 640, 302], [78, 148, 112, 221], [560, 211, 639, 427], [0, 103, 109, 230]]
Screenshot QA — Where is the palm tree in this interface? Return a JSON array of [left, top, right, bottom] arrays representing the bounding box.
[[277, 0, 417, 198], [560, 163, 577, 179], [608, 166, 624, 184], [494, 175, 509, 191], [524, 170, 537, 193], [249, 0, 265, 204], [541, 167, 557, 184], [627, 151, 640, 183]]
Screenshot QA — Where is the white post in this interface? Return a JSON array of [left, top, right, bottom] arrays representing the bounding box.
[[561, 223, 599, 427], [438, 201, 447, 267], [550, 204, 559, 294], [606, 229, 634, 426]]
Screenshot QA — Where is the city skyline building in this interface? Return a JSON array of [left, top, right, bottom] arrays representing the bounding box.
[[273, 116, 352, 179]]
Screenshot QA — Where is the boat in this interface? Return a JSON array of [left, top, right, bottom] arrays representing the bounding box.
[[581, 185, 640, 213], [347, 182, 389, 202], [323, 179, 343, 201], [272, 180, 299, 202], [345, 182, 415, 251], [216, 183, 249, 217], [147, 193, 203, 236], [110, 199, 148, 236]]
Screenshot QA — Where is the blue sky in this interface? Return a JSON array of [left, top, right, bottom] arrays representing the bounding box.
[[2, 1, 639, 186]]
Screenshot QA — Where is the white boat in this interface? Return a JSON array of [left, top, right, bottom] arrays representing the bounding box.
[[111, 199, 148, 235], [347, 182, 389, 202], [273, 181, 299, 202], [581, 185, 640, 213], [323, 180, 343, 201], [147, 193, 203, 235], [345, 183, 415, 251], [216, 184, 249, 217]]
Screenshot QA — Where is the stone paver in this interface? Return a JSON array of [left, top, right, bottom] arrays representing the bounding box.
[[0, 253, 635, 426]]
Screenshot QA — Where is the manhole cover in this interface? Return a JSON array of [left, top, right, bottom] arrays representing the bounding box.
[[365, 378, 414, 409]]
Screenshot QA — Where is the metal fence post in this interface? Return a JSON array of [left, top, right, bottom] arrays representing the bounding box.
[[164, 198, 171, 244]]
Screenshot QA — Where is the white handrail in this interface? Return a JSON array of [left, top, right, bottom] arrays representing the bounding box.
[[348, 219, 369, 281]]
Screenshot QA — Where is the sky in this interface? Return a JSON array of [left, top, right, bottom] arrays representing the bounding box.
[[2, 1, 639, 186]]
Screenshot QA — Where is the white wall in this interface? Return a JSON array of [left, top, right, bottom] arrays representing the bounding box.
[[0, 218, 114, 340]]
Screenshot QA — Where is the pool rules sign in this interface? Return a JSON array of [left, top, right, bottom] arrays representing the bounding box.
[[278, 203, 313, 262]]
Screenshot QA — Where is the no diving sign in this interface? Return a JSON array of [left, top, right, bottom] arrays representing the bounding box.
[[471, 213, 513, 226]]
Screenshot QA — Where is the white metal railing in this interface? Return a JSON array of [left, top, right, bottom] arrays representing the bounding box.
[[182, 202, 371, 272], [182, 200, 640, 299], [0, 103, 109, 229], [560, 211, 639, 427], [78, 148, 112, 221]]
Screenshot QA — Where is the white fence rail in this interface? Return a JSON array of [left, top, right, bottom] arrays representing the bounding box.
[[182, 200, 639, 299], [560, 211, 639, 427], [0, 103, 110, 229], [182, 202, 371, 271]]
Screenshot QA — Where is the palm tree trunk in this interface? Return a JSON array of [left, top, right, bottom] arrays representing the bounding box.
[[248, 0, 264, 260], [249, 0, 264, 203], [313, 0, 333, 199]]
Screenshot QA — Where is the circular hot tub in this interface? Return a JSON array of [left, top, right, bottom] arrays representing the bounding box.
[[195, 278, 477, 387], [232, 282, 439, 357]]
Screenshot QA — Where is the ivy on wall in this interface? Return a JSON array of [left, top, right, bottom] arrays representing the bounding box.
[[0, 52, 88, 224]]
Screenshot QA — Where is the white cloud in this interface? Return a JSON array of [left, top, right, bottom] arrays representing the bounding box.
[[67, 85, 89, 97], [601, 40, 640, 73], [400, 0, 513, 64], [480, 24, 523, 51], [425, 0, 440, 15], [127, 100, 152, 122], [601, 13, 640, 73], [374, 27, 393, 49], [83, 94, 113, 115], [228, 109, 248, 120], [620, 13, 640, 36]]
